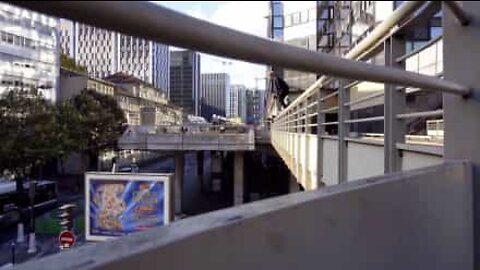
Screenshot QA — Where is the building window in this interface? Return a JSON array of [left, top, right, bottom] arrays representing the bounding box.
[[301, 10, 309, 23], [6, 33, 13, 44], [292, 12, 300, 25], [273, 16, 283, 28], [273, 2, 283, 15]]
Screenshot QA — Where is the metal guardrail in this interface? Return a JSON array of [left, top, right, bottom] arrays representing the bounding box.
[[274, 1, 463, 119], [126, 124, 253, 135], [9, 1, 470, 98], [268, 1, 471, 185]]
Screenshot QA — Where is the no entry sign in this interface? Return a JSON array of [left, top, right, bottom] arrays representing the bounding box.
[[59, 230, 75, 249]]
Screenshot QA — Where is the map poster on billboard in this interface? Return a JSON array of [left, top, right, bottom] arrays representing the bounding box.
[[85, 172, 173, 241]]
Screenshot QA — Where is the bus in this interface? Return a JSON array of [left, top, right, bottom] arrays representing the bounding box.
[[0, 180, 58, 227]]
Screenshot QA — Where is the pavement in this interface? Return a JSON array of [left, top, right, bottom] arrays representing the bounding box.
[[0, 233, 88, 267]]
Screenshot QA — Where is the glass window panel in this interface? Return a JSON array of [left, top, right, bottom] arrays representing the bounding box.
[[301, 10, 309, 23], [292, 12, 300, 25], [431, 27, 442, 39], [273, 29, 283, 41], [273, 16, 283, 28], [320, 8, 329, 19], [273, 3, 283, 15]]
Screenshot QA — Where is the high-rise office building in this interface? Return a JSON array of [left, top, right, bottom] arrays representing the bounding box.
[[200, 73, 229, 121], [266, 1, 285, 117], [267, 1, 284, 77], [170, 50, 201, 115], [246, 89, 265, 125], [59, 20, 170, 92], [227, 84, 247, 119], [282, 1, 350, 92], [0, 3, 59, 101]]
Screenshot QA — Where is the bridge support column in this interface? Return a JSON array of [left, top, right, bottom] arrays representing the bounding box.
[[174, 152, 184, 215], [234, 151, 244, 205], [197, 151, 204, 191], [211, 152, 223, 192]]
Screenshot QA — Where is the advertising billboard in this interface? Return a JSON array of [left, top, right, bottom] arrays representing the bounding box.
[[85, 172, 173, 241]]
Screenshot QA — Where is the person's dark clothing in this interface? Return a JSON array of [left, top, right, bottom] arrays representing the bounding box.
[[271, 76, 290, 108]]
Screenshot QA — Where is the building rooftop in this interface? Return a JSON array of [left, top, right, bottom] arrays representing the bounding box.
[[60, 67, 115, 87], [103, 72, 156, 89]]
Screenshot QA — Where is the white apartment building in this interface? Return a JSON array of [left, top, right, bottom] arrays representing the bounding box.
[[0, 2, 59, 101], [59, 19, 170, 93]]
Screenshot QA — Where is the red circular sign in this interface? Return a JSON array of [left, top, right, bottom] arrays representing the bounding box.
[[59, 230, 76, 249]]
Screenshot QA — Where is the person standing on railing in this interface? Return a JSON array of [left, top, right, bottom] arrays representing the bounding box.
[[268, 70, 290, 109]]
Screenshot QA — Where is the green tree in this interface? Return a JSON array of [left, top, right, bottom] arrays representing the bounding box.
[[0, 88, 127, 179], [55, 101, 86, 174], [60, 53, 87, 74], [72, 89, 127, 170], [0, 90, 62, 191]]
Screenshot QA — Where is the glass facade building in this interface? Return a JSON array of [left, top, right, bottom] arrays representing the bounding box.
[[200, 73, 229, 121], [170, 50, 201, 115]]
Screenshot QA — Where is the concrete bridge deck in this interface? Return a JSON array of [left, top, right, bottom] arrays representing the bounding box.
[[118, 125, 256, 151]]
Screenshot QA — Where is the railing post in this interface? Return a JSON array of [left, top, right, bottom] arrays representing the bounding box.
[[443, 2, 479, 268], [296, 104, 301, 183], [384, 36, 406, 173], [303, 101, 307, 134], [338, 83, 350, 183], [317, 89, 325, 187], [303, 100, 309, 188]]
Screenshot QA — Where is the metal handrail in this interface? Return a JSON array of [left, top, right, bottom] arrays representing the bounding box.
[[320, 107, 339, 114], [396, 110, 443, 119], [344, 116, 385, 124], [321, 122, 339, 126], [10, 1, 470, 103], [277, 1, 431, 115], [306, 101, 319, 109], [320, 91, 339, 102], [444, 1, 470, 26], [344, 92, 385, 107]]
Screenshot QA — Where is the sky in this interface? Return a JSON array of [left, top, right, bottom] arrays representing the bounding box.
[[153, 1, 268, 90]]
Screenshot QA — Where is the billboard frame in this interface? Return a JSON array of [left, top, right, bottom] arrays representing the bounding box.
[[85, 172, 173, 241]]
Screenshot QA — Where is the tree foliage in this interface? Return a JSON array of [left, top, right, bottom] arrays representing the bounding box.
[[0, 90, 61, 177], [72, 89, 127, 153], [0, 88, 127, 177], [61, 53, 87, 74]]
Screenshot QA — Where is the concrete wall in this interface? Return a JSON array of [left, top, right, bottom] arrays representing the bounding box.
[[119, 126, 255, 151], [402, 151, 442, 171], [347, 141, 384, 181], [59, 73, 87, 101], [18, 161, 473, 270], [272, 131, 444, 188], [322, 138, 338, 186]]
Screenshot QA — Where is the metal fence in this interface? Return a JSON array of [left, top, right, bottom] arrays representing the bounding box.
[[270, 2, 466, 186]]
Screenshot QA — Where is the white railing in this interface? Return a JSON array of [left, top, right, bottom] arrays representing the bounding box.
[[271, 17, 449, 188]]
